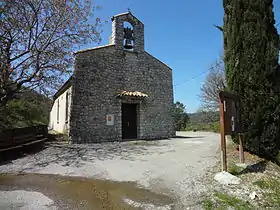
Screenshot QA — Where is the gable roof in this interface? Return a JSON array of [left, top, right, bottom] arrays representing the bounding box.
[[53, 76, 73, 100], [74, 44, 115, 55]]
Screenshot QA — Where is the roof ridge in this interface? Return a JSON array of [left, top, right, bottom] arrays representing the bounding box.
[[74, 44, 115, 54]]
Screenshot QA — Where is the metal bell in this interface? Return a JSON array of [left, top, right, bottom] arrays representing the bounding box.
[[124, 39, 133, 49]]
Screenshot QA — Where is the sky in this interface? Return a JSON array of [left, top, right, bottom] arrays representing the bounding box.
[[80, 0, 280, 113]]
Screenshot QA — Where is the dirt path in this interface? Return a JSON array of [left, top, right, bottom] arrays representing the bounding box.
[[0, 131, 220, 209]]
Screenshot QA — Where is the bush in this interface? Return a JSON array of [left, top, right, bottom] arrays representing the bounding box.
[[210, 121, 220, 133], [6, 99, 49, 128]]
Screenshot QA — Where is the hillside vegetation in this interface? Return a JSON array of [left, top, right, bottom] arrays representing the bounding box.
[[2, 91, 52, 130], [185, 111, 220, 132]]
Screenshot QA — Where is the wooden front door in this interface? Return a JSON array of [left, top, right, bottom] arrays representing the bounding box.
[[122, 103, 137, 139]]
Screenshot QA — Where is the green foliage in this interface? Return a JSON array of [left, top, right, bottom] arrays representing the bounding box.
[[202, 191, 253, 210], [214, 191, 252, 210], [228, 163, 244, 176], [202, 198, 214, 210], [6, 99, 48, 128], [210, 121, 220, 133], [253, 179, 279, 190], [0, 90, 52, 129], [223, 0, 280, 159], [173, 101, 189, 131]]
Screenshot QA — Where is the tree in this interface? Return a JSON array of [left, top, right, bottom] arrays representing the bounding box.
[[1, 88, 52, 128], [223, 0, 280, 159], [7, 99, 49, 127], [0, 0, 101, 130], [199, 56, 226, 111], [195, 107, 220, 124], [173, 101, 189, 131]]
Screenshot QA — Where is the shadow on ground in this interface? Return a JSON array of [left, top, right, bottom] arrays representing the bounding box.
[[237, 160, 268, 175], [174, 135, 205, 139], [0, 137, 167, 171], [0, 134, 205, 172], [35, 142, 157, 168], [0, 133, 65, 166], [0, 143, 47, 166]]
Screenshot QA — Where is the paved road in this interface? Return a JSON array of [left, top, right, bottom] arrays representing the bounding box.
[[0, 131, 220, 209]]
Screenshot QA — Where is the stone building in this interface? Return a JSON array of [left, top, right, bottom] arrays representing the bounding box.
[[49, 12, 175, 143]]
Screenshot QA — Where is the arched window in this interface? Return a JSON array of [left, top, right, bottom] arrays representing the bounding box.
[[123, 21, 134, 51]]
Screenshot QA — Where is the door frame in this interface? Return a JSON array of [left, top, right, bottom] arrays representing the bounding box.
[[121, 102, 139, 140]]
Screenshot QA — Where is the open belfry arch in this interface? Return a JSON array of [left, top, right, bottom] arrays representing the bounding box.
[[49, 12, 175, 143], [110, 12, 144, 52]]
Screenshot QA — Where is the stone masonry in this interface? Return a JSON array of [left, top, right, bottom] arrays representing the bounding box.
[[68, 12, 175, 143]]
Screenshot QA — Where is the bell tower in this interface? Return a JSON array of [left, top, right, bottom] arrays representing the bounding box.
[[110, 12, 144, 52]]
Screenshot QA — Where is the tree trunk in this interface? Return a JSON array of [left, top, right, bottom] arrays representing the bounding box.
[[0, 102, 9, 132]]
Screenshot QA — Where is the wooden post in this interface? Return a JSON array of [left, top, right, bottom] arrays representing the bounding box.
[[239, 133, 245, 163], [219, 97, 227, 172]]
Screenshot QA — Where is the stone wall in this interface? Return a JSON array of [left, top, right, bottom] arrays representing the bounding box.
[[69, 12, 175, 143], [111, 12, 144, 52]]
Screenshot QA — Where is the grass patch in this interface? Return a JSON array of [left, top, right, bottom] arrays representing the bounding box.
[[253, 179, 279, 190], [202, 191, 253, 210], [215, 191, 252, 209], [228, 163, 244, 176], [202, 198, 214, 210], [253, 178, 280, 207]]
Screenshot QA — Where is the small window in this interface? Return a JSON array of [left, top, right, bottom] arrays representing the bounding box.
[[57, 99, 59, 124], [65, 92, 69, 123]]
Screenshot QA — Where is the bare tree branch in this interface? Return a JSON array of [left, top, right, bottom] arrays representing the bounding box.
[[214, 25, 223, 32], [199, 56, 226, 111], [0, 0, 102, 106]]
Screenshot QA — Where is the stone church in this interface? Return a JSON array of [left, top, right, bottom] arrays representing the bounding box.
[[49, 12, 175, 143]]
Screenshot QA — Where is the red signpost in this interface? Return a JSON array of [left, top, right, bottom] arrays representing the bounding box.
[[218, 91, 244, 172]]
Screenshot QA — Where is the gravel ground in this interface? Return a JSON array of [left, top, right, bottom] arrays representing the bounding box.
[[0, 131, 220, 209], [0, 190, 56, 210]]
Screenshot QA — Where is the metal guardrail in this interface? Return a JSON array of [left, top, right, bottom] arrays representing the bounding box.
[[0, 125, 48, 152]]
